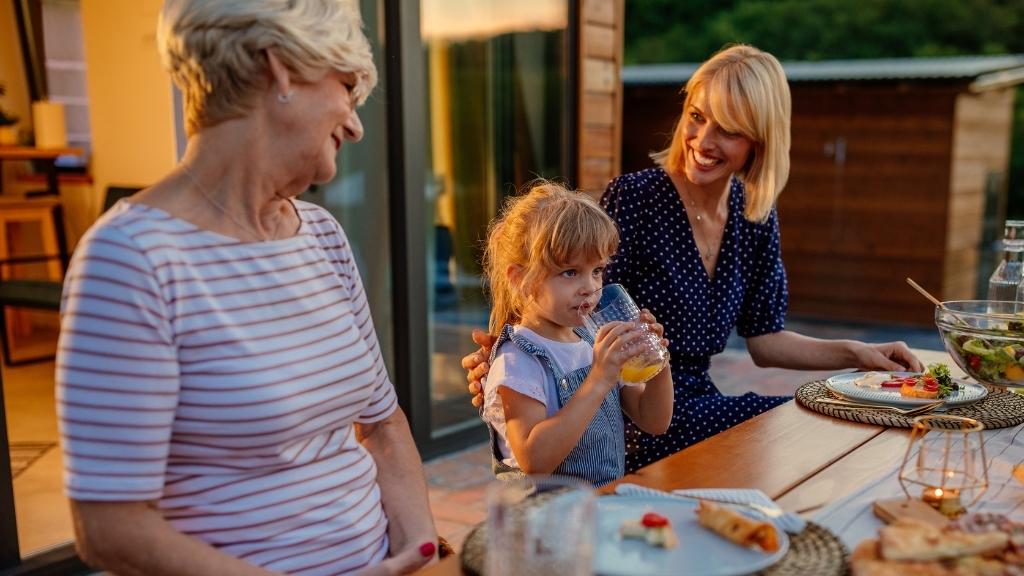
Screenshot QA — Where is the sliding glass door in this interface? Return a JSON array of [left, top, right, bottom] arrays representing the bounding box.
[[419, 0, 571, 442]]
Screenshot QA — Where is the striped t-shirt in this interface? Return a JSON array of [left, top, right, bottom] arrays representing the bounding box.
[[56, 199, 397, 575]]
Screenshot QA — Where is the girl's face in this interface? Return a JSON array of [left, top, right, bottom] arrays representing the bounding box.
[[682, 89, 755, 189], [520, 254, 606, 340]]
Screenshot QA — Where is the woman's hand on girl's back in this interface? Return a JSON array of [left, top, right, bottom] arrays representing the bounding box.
[[463, 329, 497, 407], [591, 321, 643, 386]]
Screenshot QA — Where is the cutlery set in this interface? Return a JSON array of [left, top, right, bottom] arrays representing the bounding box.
[[613, 483, 807, 534], [817, 396, 946, 416]]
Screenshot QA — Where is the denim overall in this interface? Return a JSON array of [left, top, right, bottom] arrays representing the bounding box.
[[483, 324, 626, 487]]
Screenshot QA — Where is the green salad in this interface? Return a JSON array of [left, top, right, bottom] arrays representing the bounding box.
[[923, 363, 958, 398], [947, 333, 1024, 383]]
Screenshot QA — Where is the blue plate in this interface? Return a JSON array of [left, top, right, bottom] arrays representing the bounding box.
[[594, 496, 789, 576]]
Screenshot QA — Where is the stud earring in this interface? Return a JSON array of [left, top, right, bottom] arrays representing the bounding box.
[[277, 90, 294, 104]]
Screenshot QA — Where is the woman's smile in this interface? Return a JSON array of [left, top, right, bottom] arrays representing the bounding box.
[[692, 149, 722, 168]]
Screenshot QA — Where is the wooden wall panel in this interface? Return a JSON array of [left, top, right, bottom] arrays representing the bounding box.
[[781, 84, 959, 325], [943, 248, 980, 299], [582, 126, 615, 157], [621, 86, 680, 173], [583, 58, 617, 93], [785, 252, 944, 324], [946, 193, 985, 250], [582, 92, 615, 126], [584, 25, 615, 59], [583, 0, 615, 24], [943, 88, 1016, 300], [622, 77, 1018, 325], [578, 0, 623, 195]]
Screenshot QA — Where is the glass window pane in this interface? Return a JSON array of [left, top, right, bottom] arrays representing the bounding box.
[[6, 0, 89, 560], [314, 0, 393, 372], [421, 1, 569, 438]]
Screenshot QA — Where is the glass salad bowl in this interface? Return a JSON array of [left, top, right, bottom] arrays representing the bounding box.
[[935, 300, 1024, 388]]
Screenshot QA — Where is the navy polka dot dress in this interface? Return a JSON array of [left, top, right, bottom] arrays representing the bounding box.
[[601, 167, 791, 472]]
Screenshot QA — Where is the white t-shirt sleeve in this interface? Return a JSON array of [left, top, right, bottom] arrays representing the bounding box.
[[487, 343, 551, 409], [327, 222, 397, 424], [57, 225, 179, 501], [482, 342, 554, 466]]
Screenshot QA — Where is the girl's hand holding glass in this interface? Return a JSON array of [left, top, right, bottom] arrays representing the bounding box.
[[582, 284, 671, 385], [590, 321, 647, 387], [639, 308, 669, 350]]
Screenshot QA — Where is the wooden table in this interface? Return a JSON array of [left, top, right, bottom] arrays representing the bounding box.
[[0, 145, 84, 196], [419, 349, 958, 575]]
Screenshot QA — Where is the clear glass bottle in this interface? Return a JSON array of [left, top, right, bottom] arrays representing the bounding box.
[[990, 220, 1024, 301]]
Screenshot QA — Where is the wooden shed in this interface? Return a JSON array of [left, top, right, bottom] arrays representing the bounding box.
[[622, 55, 1024, 325]]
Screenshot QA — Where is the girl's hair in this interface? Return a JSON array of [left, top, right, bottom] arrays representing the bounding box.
[[653, 44, 791, 223], [483, 182, 619, 334]]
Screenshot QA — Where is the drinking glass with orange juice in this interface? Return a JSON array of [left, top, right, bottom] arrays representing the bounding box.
[[582, 284, 669, 385]]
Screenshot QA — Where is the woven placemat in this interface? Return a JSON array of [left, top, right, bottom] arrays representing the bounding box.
[[762, 522, 848, 576], [460, 519, 848, 576], [796, 379, 1024, 429], [458, 522, 486, 576]]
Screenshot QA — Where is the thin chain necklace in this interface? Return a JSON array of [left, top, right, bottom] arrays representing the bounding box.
[[678, 180, 717, 261], [181, 164, 283, 242]]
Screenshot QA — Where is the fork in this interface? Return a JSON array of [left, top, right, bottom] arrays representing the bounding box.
[[614, 483, 782, 518], [817, 397, 945, 416], [613, 483, 808, 533]]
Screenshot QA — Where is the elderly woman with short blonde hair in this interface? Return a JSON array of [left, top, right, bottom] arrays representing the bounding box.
[[56, 1, 437, 574]]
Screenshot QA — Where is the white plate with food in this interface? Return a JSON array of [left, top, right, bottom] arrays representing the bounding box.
[[824, 371, 988, 408], [594, 495, 789, 576]]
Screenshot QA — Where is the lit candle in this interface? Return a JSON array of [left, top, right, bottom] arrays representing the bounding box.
[[921, 486, 963, 516]]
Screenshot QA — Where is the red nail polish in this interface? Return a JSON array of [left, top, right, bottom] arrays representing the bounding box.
[[419, 542, 436, 557]]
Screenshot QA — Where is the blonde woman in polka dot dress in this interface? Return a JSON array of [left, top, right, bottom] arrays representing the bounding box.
[[465, 45, 923, 472]]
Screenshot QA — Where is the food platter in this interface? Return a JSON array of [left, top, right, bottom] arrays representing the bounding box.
[[594, 496, 789, 576], [824, 371, 988, 408]]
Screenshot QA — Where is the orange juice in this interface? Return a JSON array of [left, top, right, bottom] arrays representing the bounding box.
[[620, 356, 664, 384]]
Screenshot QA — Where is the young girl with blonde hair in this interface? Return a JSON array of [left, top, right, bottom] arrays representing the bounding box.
[[465, 44, 922, 473], [480, 182, 672, 486]]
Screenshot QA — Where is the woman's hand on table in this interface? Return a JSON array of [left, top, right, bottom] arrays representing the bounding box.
[[462, 329, 497, 407], [851, 340, 925, 373], [747, 330, 924, 373]]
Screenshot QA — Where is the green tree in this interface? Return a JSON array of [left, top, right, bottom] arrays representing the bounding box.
[[625, 0, 1024, 63], [624, 0, 1024, 217]]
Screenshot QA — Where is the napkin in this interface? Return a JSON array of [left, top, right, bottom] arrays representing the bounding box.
[[614, 483, 807, 534]]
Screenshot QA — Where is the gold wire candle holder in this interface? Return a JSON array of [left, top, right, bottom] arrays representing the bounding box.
[[898, 415, 988, 517]]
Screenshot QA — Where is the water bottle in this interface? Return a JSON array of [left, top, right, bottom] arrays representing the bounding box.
[[989, 220, 1024, 301]]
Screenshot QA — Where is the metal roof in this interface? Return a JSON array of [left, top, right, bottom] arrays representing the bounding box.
[[622, 54, 1024, 91]]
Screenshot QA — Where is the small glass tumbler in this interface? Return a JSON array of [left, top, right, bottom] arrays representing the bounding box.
[[485, 475, 595, 576], [898, 415, 989, 517], [582, 283, 669, 385]]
